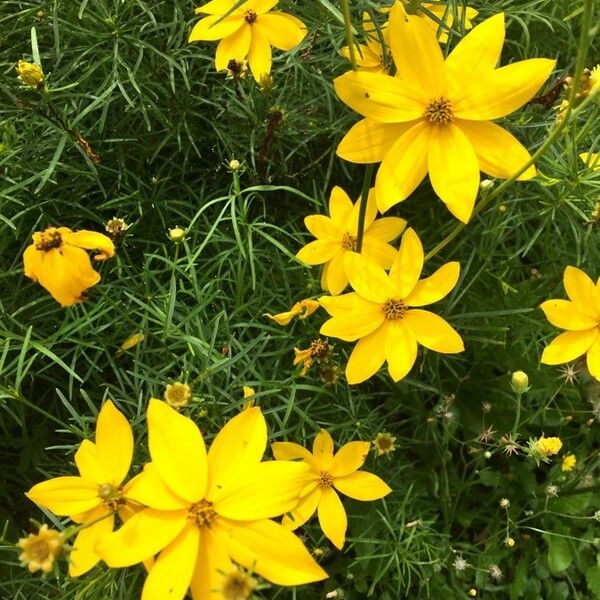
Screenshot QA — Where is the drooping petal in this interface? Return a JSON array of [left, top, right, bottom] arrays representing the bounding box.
[[271, 441, 318, 468], [344, 252, 394, 303], [62, 230, 115, 260], [456, 119, 536, 180], [337, 119, 412, 164], [375, 121, 431, 213], [96, 508, 188, 567], [324, 250, 350, 295], [147, 399, 208, 504], [427, 123, 480, 223], [258, 12, 306, 50], [331, 442, 371, 478], [404, 310, 464, 353], [217, 518, 327, 584], [404, 262, 460, 307], [317, 487, 347, 549], [388, 228, 424, 298], [540, 300, 598, 331], [247, 23, 272, 82], [27, 477, 100, 516], [74, 440, 107, 484], [541, 329, 597, 365], [346, 323, 388, 384], [189, 14, 245, 42], [313, 430, 335, 469], [384, 321, 418, 381], [388, 1, 446, 97], [334, 471, 392, 501], [586, 339, 600, 381], [215, 25, 252, 71], [333, 71, 426, 123], [125, 463, 189, 511], [189, 527, 232, 600], [207, 406, 266, 502], [282, 486, 321, 530], [296, 240, 339, 265], [453, 59, 556, 120], [564, 266, 599, 317], [141, 524, 200, 600], [95, 400, 133, 486], [69, 507, 114, 577]]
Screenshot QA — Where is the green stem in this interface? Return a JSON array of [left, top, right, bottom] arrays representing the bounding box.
[[355, 164, 375, 253], [341, 0, 358, 71], [425, 0, 594, 262], [511, 393, 522, 435]]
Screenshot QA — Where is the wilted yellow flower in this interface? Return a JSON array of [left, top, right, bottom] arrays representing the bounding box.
[[294, 339, 331, 376], [341, 13, 389, 74], [402, 1, 478, 43], [16, 60, 44, 89], [242, 385, 255, 409], [221, 567, 257, 600], [373, 432, 396, 455], [561, 454, 577, 472], [116, 332, 144, 356], [23, 227, 115, 307], [17, 524, 63, 573], [226, 58, 248, 80], [105, 217, 130, 238], [265, 298, 320, 325], [164, 381, 192, 408], [272, 430, 391, 549]]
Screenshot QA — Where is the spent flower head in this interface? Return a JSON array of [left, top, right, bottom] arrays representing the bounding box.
[[16, 60, 45, 89], [164, 382, 192, 409], [17, 524, 63, 574], [373, 432, 397, 456]]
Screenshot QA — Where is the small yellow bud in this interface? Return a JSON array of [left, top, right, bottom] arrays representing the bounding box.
[[258, 72, 273, 90], [499, 498, 510, 509], [164, 382, 192, 409], [242, 385, 255, 409], [16, 60, 45, 89], [511, 371, 529, 393], [229, 159, 241, 171], [480, 179, 494, 191], [561, 454, 577, 472], [168, 226, 186, 243], [483, 450, 492, 459], [17, 524, 63, 573], [505, 537, 515, 547], [468, 589, 477, 597]]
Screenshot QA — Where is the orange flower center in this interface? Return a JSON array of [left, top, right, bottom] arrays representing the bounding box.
[[318, 472, 333, 488], [382, 298, 407, 320], [34, 228, 63, 251], [424, 97, 453, 125], [188, 499, 217, 528], [341, 232, 357, 250], [244, 10, 257, 23]]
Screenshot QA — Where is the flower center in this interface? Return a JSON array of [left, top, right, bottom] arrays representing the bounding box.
[[382, 298, 407, 320], [244, 10, 257, 23], [34, 228, 63, 251], [27, 540, 51, 562], [309, 339, 329, 358], [98, 483, 126, 511], [188, 499, 217, 528], [341, 232, 356, 250], [424, 97, 453, 125], [318, 471, 333, 488]]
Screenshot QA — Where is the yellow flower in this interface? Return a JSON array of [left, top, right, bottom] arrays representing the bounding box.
[[532, 436, 563, 457], [16, 60, 44, 88], [116, 332, 144, 356], [189, 0, 307, 83], [341, 13, 389, 74], [561, 454, 577, 472], [510, 371, 529, 393], [17, 524, 63, 574], [272, 430, 391, 549], [580, 152, 600, 171], [540, 266, 600, 381], [26, 401, 137, 577], [334, 5, 556, 222], [23, 227, 115, 307], [373, 432, 396, 456], [105, 217, 130, 238], [265, 298, 320, 325], [164, 382, 192, 409], [242, 385, 255, 409], [320, 228, 463, 384], [296, 186, 406, 295], [293, 339, 331, 376], [168, 226, 186, 242], [96, 401, 327, 598]]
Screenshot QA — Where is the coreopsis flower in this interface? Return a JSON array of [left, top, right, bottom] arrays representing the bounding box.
[[17, 524, 63, 574], [561, 454, 577, 472], [272, 430, 391, 549], [16, 60, 44, 89], [320, 228, 463, 384], [293, 338, 331, 376], [23, 227, 115, 307], [580, 152, 600, 170], [26, 401, 137, 577], [373, 432, 396, 456], [265, 298, 320, 325], [296, 186, 406, 295], [334, 5, 556, 222], [341, 13, 389, 74], [96, 401, 326, 599], [529, 436, 562, 463], [164, 382, 192, 409], [540, 266, 600, 381], [105, 217, 130, 238], [189, 0, 307, 83]]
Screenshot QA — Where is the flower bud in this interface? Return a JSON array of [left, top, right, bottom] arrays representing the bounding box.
[[16, 60, 44, 89], [229, 159, 241, 171], [168, 226, 186, 243], [511, 371, 529, 393]]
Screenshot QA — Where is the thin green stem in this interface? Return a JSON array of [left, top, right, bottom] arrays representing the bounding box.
[[511, 393, 522, 435], [341, 0, 358, 71], [355, 164, 375, 253]]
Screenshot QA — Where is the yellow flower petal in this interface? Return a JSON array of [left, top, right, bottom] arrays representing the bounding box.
[[427, 123, 480, 223], [74, 440, 107, 484], [304, 214, 341, 240], [147, 399, 208, 504], [564, 266, 599, 317], [246, 0, 278, 14], [125, 463, 189, 510], [216, 518, 328, 584], [324, 250, 349, 295], [384, 321, 418, 381], [388, 1, 446, 97], [95, 400, 133, 487], [346, 323, 388, 384], [195, 0, 237, 15], [319, 300, 385, 341], [69, 506, 114, 577], [96, 507, 188, 567], [453, 59, 556, 120], [457, 119, 536, 180], [189, 14, 244, 42], [337, 119, 411, 163], [404, 309, 464, 353], [587, 339, 600, 381], [328, 186, 354, 224], [215, 24, 252, 71], [282, 486, 321, 530], [334, 71, 425, 123], [375, 121, 431, 212], [27, 477, 100, 516], [141, 524, 199, 600], [317, 487, 347, 549], [207, 406, 267, 502], [541, 329, 597, 365], [346, 187, 378, 234], [540, 300, 598, 330], [189, 527, 232, 600], [388, 228, 423, 298], [334, 471, 392, 501], [257, 12, 306, 50], [62, 230, 115, 260], [22, 244, 42, 281], [247, 23, 271, 82], [272, 441, 318, 467], [361, 239, 400, 271], [313, 430, 334, 468], [365, 216, 407, 242], [580, 152, 600, 169], [296, 240, 339, 265], [404, 262, 460, 307], [344, 252, 394, 303], [331, 441, 370, 478]]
